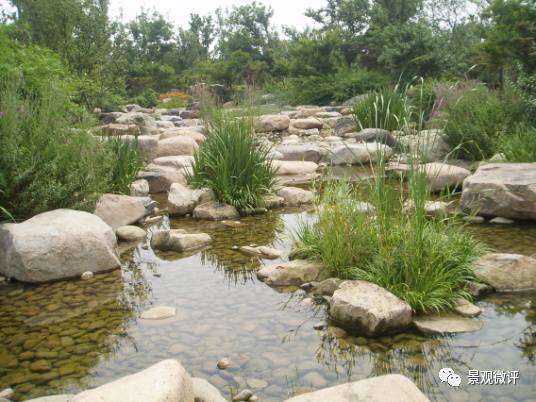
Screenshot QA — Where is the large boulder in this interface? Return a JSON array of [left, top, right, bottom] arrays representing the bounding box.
[[151, 230, 212, 252], [130, 179, 150, 197], [193, 202, 240, 221], [275, 144, 327, 163], [397, 129, 450, 161], [153, 155, 195, 169], [473, 253, 536, 291], [283, 375, 429, 402], [167, 183, 196, 216], [257, 260, 324, 286], [460, 163, 536, 220], [329, 281, 413, 337], [349, 128, 399, 148], [255, 115, 290, 132], [423, 162, 470, 192], [138, 164, 187, 193], [192, 378, 227, 402], [116, 135, 158, 161], [116, 112, 157, 135], [277, 187, 314, 206], [0, 209, 120, 283], [157, 136, 198, 157], [273, 160, 319, 176], [94, 194, 147, 230], [160, 128, 206, 144], [330, 143, 392, 165], [100, 123, 140, 136], [72, 360, 194, 402]]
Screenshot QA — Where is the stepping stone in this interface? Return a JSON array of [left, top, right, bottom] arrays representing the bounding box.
[[453, 298, 481, 317], [413, 313, 483, 335], [140, 306, 176, 320]]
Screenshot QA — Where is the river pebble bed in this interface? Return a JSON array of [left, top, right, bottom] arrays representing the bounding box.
[[1, 207, 536, 401]]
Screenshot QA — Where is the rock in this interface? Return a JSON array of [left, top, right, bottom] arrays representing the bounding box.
[[263, 194, 285, 209], [24, 395, 75, 402], [397, 129, 450, 161], [275, 144, 326, 163], [460, 163, 536, 220], [489, 217, 515, 224], [180, 109, 201, 119], [193, 202, 240, 221], [255, 115, 290, 132], [423, 162, 470, 192], [217, 358, 231, 370], [246, 378, 268, 389], [116, 225, 146, 242], [151, 230, 212, 252], [192, 378, 227, 402], [130, 179, 150, 197], [239, 246, 283, 259], [462, 215, 485, 224], [311, 278, 342, 296], [72, 359, 194, 402], [329, 281, 413, 337], [468, 281, 493, 298], [100, 123, 139, 136], [153, 155, 195, 168], [342, 94, 369, 107], [81, 271, 93, 280], [140, 306, 176, 320], [116, 112, 157, 135], [157, 136, 198, 157], [330, 143, 392, 165], [413, 313, 483, 335], [273, 160, 319, 175], [0, 389, 13, 399], [94, 194, 148, 230], [118, 135, 159, 161], [291, 118, 323, 130], [283, 374, 428, 402], [473, 253, 536, 291], [138, 164, 187, 193], [0, 209, 120, 283], [257, 260, 324, 286], [248, 395, 259, 402], [232, 389, 253, 402], [351, 128, 399, 148], [453, 298, 481, 317], [160, 128, 205, 144], [168, 183, 196, 216], [302, 372, 327, 388], [277, 187, 313, 206], [333, 116, 356, 135]]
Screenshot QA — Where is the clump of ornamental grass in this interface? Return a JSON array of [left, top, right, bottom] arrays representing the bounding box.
[[186, 110, 276, 210], [499, 125, 536, 162]]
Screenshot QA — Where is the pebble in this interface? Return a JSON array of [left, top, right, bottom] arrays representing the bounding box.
[[0, 389, 13, 399], [248, 396, 259, 402], [454, 298, 481, 317], [217, 358, 231, 369], [313, 323, 325, 330], [490, 217, 515, 224], [462, 215, 485, 224], [222, 220, 242, 228], [233, 389, 254, 401], [140, 306, 176, 320], [81, 271, 94, 280], [300, 298, 314, 307]]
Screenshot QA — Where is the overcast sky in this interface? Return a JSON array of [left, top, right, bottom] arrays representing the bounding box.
[[110, 0, 323, 30]]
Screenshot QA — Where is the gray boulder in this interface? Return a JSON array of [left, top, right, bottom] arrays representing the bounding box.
[[157, 136, 198, 157], [460, 163, 536, 220], [151, 230, 212, 252], [329, 280, 413, 337], [277, 187, 314, 206], [192, 378, 228, 402], [275, 144, 327, 163], [138, 164, 187, 193], [116, 112, 157, 135], [330, 143, 392, 165], [255, 115, 290, 132], [257, 260, 324, 286], [473, 253, 536, 291], [0, 209, 120, 283], [193, 202, 240, 221], [413, 313, 483, 335], [94, 194, 148, 230]]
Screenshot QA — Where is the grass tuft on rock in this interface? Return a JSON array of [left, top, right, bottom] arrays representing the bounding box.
[[186, 110, 276, 210], [292, 159, 485, 313]]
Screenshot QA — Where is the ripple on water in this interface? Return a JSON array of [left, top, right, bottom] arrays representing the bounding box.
[[1, 203, 536, 401]]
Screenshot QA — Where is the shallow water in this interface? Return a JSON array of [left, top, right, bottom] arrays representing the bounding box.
[[1, 203, 536, 400]]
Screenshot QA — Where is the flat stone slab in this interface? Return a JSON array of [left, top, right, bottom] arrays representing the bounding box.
[[239, 246, 283, 259], [116, 226, 146, 242], [453, 298, 481, 317], [140, 306, 176, 320], [257, 260, 324, 286], [413, 313, 483, 335]]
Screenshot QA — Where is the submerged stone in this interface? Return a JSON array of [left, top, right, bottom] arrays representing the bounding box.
[[140, 306, 176, 320], [413, 313, 483, 335]]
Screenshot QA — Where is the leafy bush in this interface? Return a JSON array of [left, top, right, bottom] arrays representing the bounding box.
[[444, 85, 506, 160], [102, 137, 143, 194], [276, 69, 388, 106], [293, 161, 484, 312], [352, 87, 409, 131], [129, 88, 159, 108], [500, 126, 536, 162], [186, 111, 276, 210], [0, 80, 142, 221], [508, 63, 536, 124]]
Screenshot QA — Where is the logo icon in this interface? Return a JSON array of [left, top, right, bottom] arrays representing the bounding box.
[[439, 368, 461, 387]]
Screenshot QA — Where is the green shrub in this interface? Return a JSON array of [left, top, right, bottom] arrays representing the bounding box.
[[129, 88, 159, 108], [500, 126, 536, 162], [102, 137, 143, 194], [444, 85, 506, 160], [352, 87, 409, 131], [186, 111, 276, 210], [292, 161, 484, 313], [0, 80, 142, 221]]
